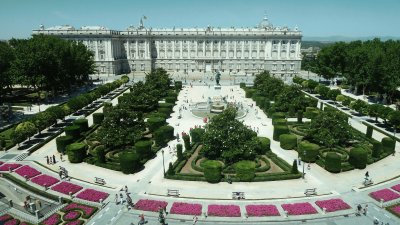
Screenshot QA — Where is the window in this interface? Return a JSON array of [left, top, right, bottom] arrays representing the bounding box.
[[131, 64, 136, 71], [281, 64, 286, 70], [141, 64, 145, 71], [272, 64, 277, 70], [290, 64, 294, 70]]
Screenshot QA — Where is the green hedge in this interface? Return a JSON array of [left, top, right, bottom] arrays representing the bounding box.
[[92, 113, 104, 125], [279, 134, 297, 150], [349, 147, 368, 169], [203, 160, 222, 183], [255, 97, 266, 108], [175, 81, 182, 91], [147, 117, 166, 132], [382, 137, 396, 154], [240, 83, 246, 88], [135, 141, 153, 158], [177, 144, 183, 160], [325, 152, 341, 173], [366, 125, 373, 139], [304, 107, 319, 119], [64, 125, 81, 139], [256, 137, 271, 154], [245, 89, 256, 98], [158, 107, 172, 116], [119, 152, 141, 174], [372, 141, 382, 158], [55, 135, 74, 154], [298, 141, 320, 162], [272, 118, 287, 126], [273, 125, 289, 141], [159, 103, 174, 109], [66, 143, 87, 163], [154, 125, 174, 146], [183, 134, 191, 151], [73, 119, 89, 132], [96, 145, 106, 163], [190, 128, 205, 143], [165, 96, 176, 104], [234, 160, 255, 182], [272, 112, 286, 119], [148, 112, 167, 119]]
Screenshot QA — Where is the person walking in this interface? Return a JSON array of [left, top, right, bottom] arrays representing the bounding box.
[[192, 215, 198, 225], [46, 156, 49, 165], [60, 154, 63, 161], [52, 155, 56, 164], [115, 194, 118, 204], [363, 204, 368, 215]]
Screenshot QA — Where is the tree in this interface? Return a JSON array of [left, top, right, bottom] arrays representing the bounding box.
[[0, 41, 15, 101], [388, 111, 400, 134], [366, 104, 380, 122], [13, 121, 36, 143]]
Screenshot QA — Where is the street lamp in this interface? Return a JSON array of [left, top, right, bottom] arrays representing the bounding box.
[[161, 149, 165, 177], [302, 150, 306, 179]]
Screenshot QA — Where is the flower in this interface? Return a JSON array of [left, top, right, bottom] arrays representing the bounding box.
[[62, 203, 97, 218], [170, 202, 202, 216], [391, 184, 400, 192], [76, 189, 109, 202], [0, 214, 12, 221], [245, 205, 280, 216], [389, 205, 400, 216], [15, 165, 41, 179], [208, 204, 241, 217], [41, 213, 61, 225], [63, 220, 84, 225], [4, 219, 19, 225], [31, 174, 59, 187], [281, 202, 318, 215], [134, 199, 168, 212], [315, 199, 351, 212], [51, 182, 83, 195], [63, 211, 81, 221], [0, 163, 22, 171], [370, 189, 400, 202]]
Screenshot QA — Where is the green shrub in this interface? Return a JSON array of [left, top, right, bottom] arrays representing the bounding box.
[[190, 128, 205, 143], [256, 137, 270, 154], [234, 160, 255, 182], [336, 95, 346, 102], [135, 141, 153, 158], [279, 134, 297, 150], [167, 162, 175, 175], [272, 118, 287, 126], [245, 89, 256, 98], [64, 125, 81, 139], [291, 160, 298, 174], [96, 145, 106, 163], [55, 136, 74, 154], [272, 112, 286, 119], [177, 144, 183, 160], [255, 97, 266, 108], [297, 110, 303, 123], [147, 117, 166, 132], [73, 119, 89, 132], [159, 102, 174, 109], [203, 160, 222, 183], [119, 152, 141, 174], [304, 107, 319, 119], [154, 125, 174, 146], [366, 126, 373, 138], [174, 81, 182, 91], [372, 141, 382, 158], [298, 141, 320, 162], [327, 89, 341, 101], [147, 112, 167, 119], [165, 96, 176, 104], [66, 143, 87, 163], [92, 113, 104, 125], [158, 107, 172, 116], [273, 125, 289, 141], [349, 147, 368, 169], [183, 134, 191, 151], [382, 137, 396, 154], [325, 152, 341, 173], [240, 83, 246, 88]]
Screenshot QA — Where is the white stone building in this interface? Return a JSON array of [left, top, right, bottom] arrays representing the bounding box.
[[32, 16, 302, 76]]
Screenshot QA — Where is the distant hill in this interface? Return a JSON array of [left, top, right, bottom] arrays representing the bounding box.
[[303, 36, 400, 42]]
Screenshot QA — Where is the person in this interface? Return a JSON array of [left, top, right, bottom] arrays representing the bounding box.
[[60, 154, 63, 161], [46, 156, 49, 165], [357, 204, 362, 216], [363, 204, 368, 215], [365, 171, 369, 178], [115, 194, 118, 204], [125, 185, 128, 193], [192, 215, 198, 225], [138, 213, 145, 225], [53, 155, 56, 164]]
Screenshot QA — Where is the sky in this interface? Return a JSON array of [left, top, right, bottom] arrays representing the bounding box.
[[1, 0, 399, 40]]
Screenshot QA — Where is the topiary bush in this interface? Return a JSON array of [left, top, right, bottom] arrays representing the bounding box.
[[298, 141, 320, 162], [272, 118, 287, 126], [325, 152, 341, 173], [64, 125, 81, 139], [304, 107, 319, 119], [240, 83, 246, 88], [96, 145, 106, 163], [135, 141, 153, 158], [381, 137, 396, 154], [297, 110, 303, 123], [66, 143, 87, 163], [291, 159, 298, 174], [255, 96, 266, 108], [272, 112, 286, 119], [245, 89, 256, 98], [183, 134, 190, 151], [372, 141, 382, 158], [73, 119, 89, 132], [159, 103, 174, 109], [177, 144, 183, 160], [92, 113, 104, 125], [165, 96, 176, 104], [256, 137, 271, 154], [234, 160, 255, 182], [273, 125, 289, 141], [203, 160, 222, 183], [190, 128, 205, 143], [56, 136, 74, 154], [279, 134, 297, 150], [366, 126, 373, 138], [154, 125, 174, 146], [147, 117, 166, 132], [119, 152, 141, 174], [349, 147, 368, 169], [175, 81, 182, 91], [158, 107, 172, 116]]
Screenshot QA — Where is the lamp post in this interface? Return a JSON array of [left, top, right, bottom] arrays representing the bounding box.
[[161, 149, 165, 177], [302, 150, 306, 179]]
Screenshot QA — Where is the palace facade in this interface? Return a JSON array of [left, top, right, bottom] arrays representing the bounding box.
[[32, 16, 302, 76]]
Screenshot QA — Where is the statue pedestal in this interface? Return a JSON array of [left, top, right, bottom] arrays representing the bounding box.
[[214, 85, 221, 90]]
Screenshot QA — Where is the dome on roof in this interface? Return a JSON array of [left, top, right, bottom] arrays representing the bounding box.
[[258, 15, 273, 29]]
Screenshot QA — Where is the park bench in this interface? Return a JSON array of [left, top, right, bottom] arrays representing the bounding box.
[[167, 189, 180, 197], [95, 177, 106, 185], [304, 188, 317, 196], [232, 192, 245, 200]]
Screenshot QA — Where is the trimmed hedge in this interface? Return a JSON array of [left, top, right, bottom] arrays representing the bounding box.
[[255, 96, 266, 108], [165, 96, 176, 104], [73, 119, 89, 132], [273, 125, 289, 141], [177, 144, 183, 160], [349, 147, 368, 169], [135, 141, 153, 158], [190, 128, 205, 143], [372, 141, 382, 158], [66, 143, 87, 163], [234, 160, 255, 182], [256, 137, 271, 154], [158, 107, 172, 116], [272, 118, 287, 126], [272, 112, 286, 119], [304, 107, 319, 119], [298, 141, 320, 162], [119, 152, 141, 174], [382, 137, 396, 154], [279, 134, 297, 150], [174, 81, 182, 91], [64, 125, 81, 139], [159, 103, 174, 109], [55, 135, 74, 154], [203, 160, 222, 183], [240, 83, 246, 88], [92, 113, 104, 125], [96, 145, 106, 163], [325, 152, 341, 173], [245, 89, 256, 98], [297, 110, 303, 123], [154, 125, 174, 146], [147, 117, 166, 132], [148, 112, 167, 119], [366, 125, 373, 139], [183, 134, 191, 151]]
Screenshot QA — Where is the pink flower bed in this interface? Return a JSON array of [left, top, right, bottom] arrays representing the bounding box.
[[76, 189, 109, 202], [208, 204, 241, 217], [0, 161, 3, 165], [315, 199, 351, 212], [245, 205, 280, 217], [62, 202, 97, 218], [15, 165, 41, 179], [51, 182, 83, 195], [0, 163, 22, 171], [0, 214, 12, 221], [134, 199, 168, 212], [4, 219, 19, 225], [281, 202, 318, 215], [41, 213, 61, 225], [391, 184, 400, 192], [63, 211, 81, 221], [370, 188, 400, 202], [389, 205, 400, 216], [170, 202, 202, 216], [63, 220, 84, 225], [31, 174, 59, 187]]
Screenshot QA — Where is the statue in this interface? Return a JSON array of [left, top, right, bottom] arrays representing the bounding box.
[[215, 71, 221, 86]]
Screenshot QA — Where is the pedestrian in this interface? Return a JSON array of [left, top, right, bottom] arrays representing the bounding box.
[[365, 171, 369, 178], [115, 194, 118, 204], [36, 199, 41, 209], [46, 156, 49, 164], [119, 193, 123, 204], [192, 215, 198, 225], [60, 154, 63, 161], [363, 204, 368, 215], [356, 204, 362, 216], [138, 213, 145, 225], [49, 156, 52, 165], [125, 185, 128, 193], [53, 155, 56, 164], [59, 170, 63, 179]]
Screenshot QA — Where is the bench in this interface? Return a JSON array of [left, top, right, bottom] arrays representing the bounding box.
[[167, 189, 180, 197], [95, 177, 106, 185], [363, 179, 374, 186], [232, 192, 245, 200], [304, 188, 317, 196]]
